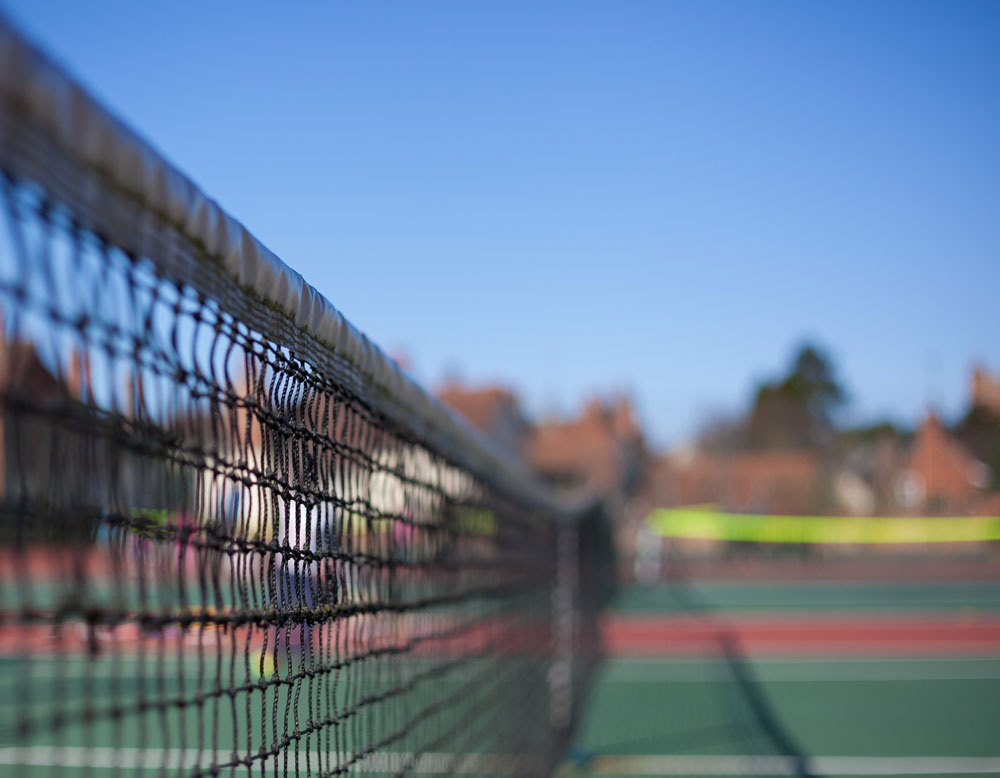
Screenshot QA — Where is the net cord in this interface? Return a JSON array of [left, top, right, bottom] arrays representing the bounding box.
[[0, 12, 591, 521]]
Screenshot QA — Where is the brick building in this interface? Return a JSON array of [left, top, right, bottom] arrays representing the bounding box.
[[897, 412, 992, 515], [526, 396, 646, 500], [971, 366, 1000, 416], [642, 448, 821, 516], [435, 383, 527, 457], [437, 383, 647, 507]]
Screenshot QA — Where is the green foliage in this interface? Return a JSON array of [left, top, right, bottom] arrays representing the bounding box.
[[838, 420, 910, 446], [779, 345, 846, 424], [744, 343, 846, 451], [953, 403, 1000, 490]]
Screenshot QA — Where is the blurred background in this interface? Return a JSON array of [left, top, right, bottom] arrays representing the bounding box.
[[2, 1, 998, 775], [4, 0, 997, 444]]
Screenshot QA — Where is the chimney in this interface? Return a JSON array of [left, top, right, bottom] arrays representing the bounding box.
[[66, 348, 93, 401]]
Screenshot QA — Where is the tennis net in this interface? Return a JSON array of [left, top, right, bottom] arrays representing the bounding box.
[[0, 17, 612, 777]]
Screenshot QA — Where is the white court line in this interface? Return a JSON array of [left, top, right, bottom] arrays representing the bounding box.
[[598, 657, 1000, 683], [4, 657, 1000, 685], [602, 668, 1000, 682], [580, 754, 1000, 775], [3, 749, 1000, 775], [6, 655, 999, 668], [601, 657, 1000, 666], [0, 747, 540, 774]]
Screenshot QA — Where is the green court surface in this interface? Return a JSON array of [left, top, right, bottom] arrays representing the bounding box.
[[614, 582, 1000, 615], [4, 580, 1000, 775], [563, 578, 1000, 777], [563, 656, 1000, 777], [0, 653, 548, 776]]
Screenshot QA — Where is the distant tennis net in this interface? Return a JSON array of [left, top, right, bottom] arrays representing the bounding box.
[[0, 16, 612, 777]]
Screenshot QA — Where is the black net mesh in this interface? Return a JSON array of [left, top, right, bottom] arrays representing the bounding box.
[[0, 25, 611, 777]]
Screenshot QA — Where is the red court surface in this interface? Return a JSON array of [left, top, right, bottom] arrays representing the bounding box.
[[602, 612, 1000, 656]]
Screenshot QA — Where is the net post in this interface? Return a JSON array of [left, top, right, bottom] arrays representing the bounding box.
[[548, 520, 579, 733]]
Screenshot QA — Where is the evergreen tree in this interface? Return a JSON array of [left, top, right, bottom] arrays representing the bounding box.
[[745, 344, 845, 451]]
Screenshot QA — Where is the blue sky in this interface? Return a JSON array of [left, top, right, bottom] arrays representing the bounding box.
[[4, 1, 998, 446]]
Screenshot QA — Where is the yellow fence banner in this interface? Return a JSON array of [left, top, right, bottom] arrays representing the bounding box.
[[646, 506, 1000, 544]]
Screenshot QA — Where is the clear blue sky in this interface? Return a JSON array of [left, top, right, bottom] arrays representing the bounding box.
[[4, 1, 998, 447]]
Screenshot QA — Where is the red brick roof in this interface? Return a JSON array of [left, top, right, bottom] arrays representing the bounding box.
[[972, 367, 1000, 415], [903, 412, 985, 511], [436, 382, 529, 457], [437, 385, 519, 435], [646, 449, 820, 515], [526, 396, 644, 495]]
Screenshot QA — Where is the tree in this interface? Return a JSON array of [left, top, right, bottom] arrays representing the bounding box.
[[953, 403, 1000, 490], [780, 345, 846, 426], [744, 344, 846, 451]]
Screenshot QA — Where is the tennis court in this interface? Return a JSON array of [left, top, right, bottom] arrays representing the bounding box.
[[0, 15, 612, 777], [2, 10, 999, 778], [0, 654, 550, 776], [562, 577, 1000, 777]]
